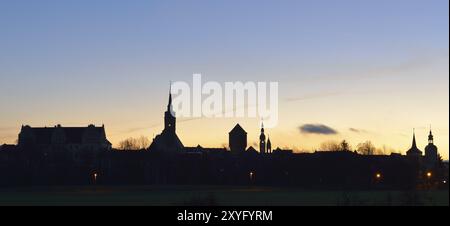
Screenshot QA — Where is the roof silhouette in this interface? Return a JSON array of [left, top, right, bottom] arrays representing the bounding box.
[[407, 130, 422, 156], [20, 125, 109, 145], [229, 123, 247, 135]]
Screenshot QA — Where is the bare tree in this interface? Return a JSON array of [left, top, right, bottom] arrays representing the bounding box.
[[357, 141, 376, 155], [340, 140, 352, 152], [117, 136, 150, 151], [118, 138, 135, 150], [136, 136, 150, 149], [320, 140, 352, 152], [320, 141, 341, 152]]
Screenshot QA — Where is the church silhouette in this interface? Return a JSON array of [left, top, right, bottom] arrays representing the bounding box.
[[148, 86, 184, 153]]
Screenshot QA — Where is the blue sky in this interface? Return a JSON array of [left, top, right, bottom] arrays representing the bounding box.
[[0, 0, 448, 157]]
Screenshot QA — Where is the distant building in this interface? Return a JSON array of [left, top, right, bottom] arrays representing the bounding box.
[[424, 129, 439, 168], [406, 130, 422, 157], [148, 85, 184, 153], [18, 124, 111, 151], [246, 146, 258, 154], [229, 124, 247, 153], [259, 122, 266, 154], [272, 147, 293, 155], [184, 145, 227, 155], [267, 137, 272, 153]]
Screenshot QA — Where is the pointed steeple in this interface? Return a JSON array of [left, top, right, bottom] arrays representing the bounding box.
[[259, 120, 266, 154], [412, 128, 417, 148], [167, 81, 173, 111], [407, 128, 422, 156], [428, 126, 434, 144], [163, 81, 176, 134]]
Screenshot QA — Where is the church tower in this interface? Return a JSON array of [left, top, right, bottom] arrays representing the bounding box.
[[425, 127, 438, 167], [259, 122, 266, 154], [428, 128, 434, 145], [267, 136, 272, 154], [164, 83, 176, 134], [406, 129, 422, 157], [148, 83, 184, 153]]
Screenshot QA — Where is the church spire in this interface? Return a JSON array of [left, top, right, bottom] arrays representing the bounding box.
[[407, 128, 422, 157], [412, 128, 417, 148], [428, 125, 434, 144], [167, 81, 173, 111], [164, 81, 176, 134], [259, 120, 266, 154]]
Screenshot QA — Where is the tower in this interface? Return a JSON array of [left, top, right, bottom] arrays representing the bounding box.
[[406, 129, 422, 157], [425, 127, 438, 167], [229, 124, 247, 153], [148, 83, 184, 152], [428, 128, 434, 145], [267, 136, 272, 154], [164, 83, 176, 134], [259, 122, 266, 154]]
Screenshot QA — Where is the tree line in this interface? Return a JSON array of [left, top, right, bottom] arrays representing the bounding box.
[[319, 140, 396, 155]]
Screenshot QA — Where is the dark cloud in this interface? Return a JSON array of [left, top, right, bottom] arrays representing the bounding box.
[[299, 124, 338, 135]]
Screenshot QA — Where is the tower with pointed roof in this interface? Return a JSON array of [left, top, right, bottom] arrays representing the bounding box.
[[424, 127, 438, 167], [267, 136, 272, 154], [259, 122, 266, 154], [148, 83, 184, 153], [164, 82, 176, 134], [406, 129, 422, 157]]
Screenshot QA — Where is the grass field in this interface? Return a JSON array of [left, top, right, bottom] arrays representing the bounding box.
[[0, 186, 448, 206]]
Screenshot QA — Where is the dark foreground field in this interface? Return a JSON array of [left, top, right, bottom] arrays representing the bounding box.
[[0, 186, 448, 206]]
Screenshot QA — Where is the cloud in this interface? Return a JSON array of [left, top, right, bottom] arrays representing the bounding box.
[[299, 124, 338, 135], [349, 128, 368, 133]]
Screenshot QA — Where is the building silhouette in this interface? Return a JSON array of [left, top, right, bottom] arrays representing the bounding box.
[[18, 124, 111, 152], [259, 122, 266, 154], [405, 128, 441, 168], [229, 124, 247, 153], [406, 130, 422, 157], [0, 87, 447, 190], [148, 84, 184, 153], [425, 129, 439, 168], [267, 137, 272, 154]]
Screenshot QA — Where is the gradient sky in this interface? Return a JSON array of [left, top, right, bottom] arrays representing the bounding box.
[[0, 0, 448, 159]]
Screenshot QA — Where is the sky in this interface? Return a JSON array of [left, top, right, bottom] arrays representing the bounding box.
[[0, 0, 448, 159]]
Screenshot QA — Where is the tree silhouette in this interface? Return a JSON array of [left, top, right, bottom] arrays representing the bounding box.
[[320, 141, 341, 152], [340, 140, 352, 152], [118, 136, 150, 150], [357, 141, 376, 155]]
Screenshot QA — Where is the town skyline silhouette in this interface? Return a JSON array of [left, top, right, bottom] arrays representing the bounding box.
[[0, 0, 448, 208], [5, 84, 446, 160], [0, 87, 446, 193]]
